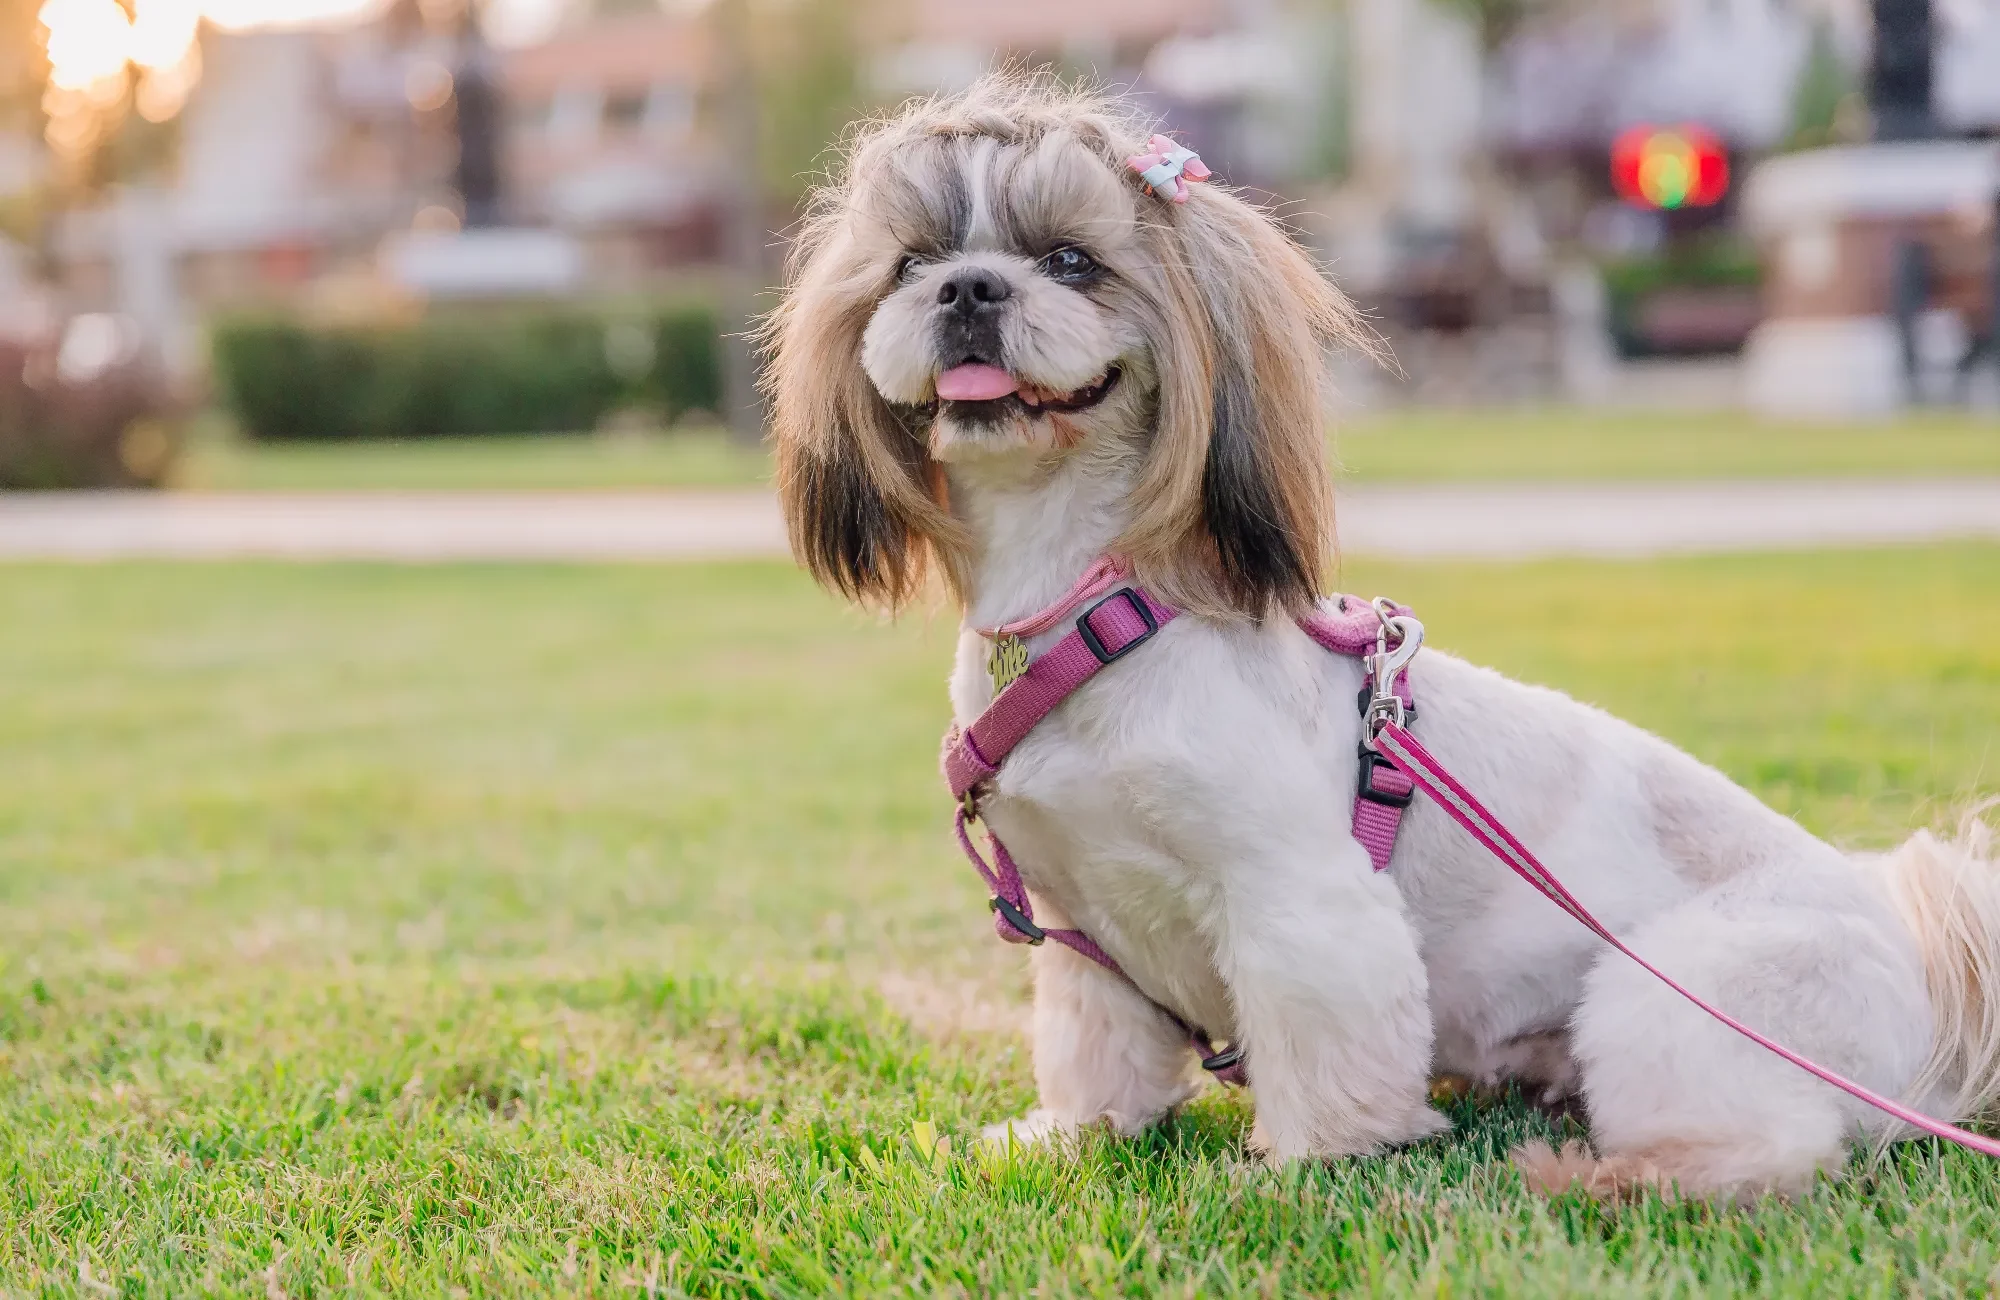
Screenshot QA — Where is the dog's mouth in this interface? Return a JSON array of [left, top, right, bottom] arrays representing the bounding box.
[[933, 362, 1121, 420]]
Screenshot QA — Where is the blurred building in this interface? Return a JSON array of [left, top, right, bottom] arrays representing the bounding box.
[[50, 16, 461, 341], [0, 129, 40, 202], [45, 3, 725, 349], [25, 0, 1998, 408], [873, 0, 1341, 193], [501, 10, 719, 273]]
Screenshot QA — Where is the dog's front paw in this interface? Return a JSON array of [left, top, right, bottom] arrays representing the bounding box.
[[1397, 1104, 1453, 1143], [981, 1108, 1077, 1152], [1248, 1104, 1452, 1166]]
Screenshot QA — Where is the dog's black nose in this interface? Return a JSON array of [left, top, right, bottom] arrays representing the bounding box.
[[936, 267, 1011, 314]]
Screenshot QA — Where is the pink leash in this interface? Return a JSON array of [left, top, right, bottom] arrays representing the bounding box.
[[1369, 718, 2000, 1159], [945, 568, 2000, 1158]]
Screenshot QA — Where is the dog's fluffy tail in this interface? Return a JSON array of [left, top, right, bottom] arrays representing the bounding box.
[[1874, 804, 2000, 1126]]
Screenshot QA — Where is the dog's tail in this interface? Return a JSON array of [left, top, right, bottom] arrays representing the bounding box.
[[1873, 803, 2000, 1126]]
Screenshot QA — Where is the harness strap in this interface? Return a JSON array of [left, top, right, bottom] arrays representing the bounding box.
[[1302, 599, 1418, 871], [1372, 719, 2000, 1161], [944, 579, 1413, 1089], [954, 807, 1249, 1085], [945, 587, 1175, 798], [978, 555, 1132, 640]]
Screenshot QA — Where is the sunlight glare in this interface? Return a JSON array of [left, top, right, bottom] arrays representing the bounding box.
[[38, 0, 384, 109]]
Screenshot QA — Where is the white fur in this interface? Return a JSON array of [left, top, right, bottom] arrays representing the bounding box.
[[804, 89, 2000, 1199], [860, 253, 1125, 413], [935, 433, 2000, 1197]]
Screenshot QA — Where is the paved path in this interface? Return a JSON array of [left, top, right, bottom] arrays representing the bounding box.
[[0, 480, 1995, 561]]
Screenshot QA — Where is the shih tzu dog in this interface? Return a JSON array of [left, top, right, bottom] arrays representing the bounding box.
[[760, 73, 2000, 1200]]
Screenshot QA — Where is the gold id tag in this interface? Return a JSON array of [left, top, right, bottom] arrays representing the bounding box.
[[987, 634, 1030, 694]]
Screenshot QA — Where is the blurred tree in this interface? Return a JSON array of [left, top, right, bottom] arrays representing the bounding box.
[[81, 72, 180, 192], [705, 0, 871, 441], [1786, 19, 1859, 150], [1433, 0, 1537, 49], [0, 0, 50, 244], [752, 0, 867, 209], [0, 0, 46, 126], [1431, 0, 1654, 51]]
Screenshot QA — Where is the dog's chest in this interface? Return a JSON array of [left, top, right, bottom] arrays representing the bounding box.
[[949, 632, 1235, 1016], [985, 726, 1236, 1029], [984, 719, 1208, 930]]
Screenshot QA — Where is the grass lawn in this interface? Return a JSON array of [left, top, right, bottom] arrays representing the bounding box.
[[2, 548, 1999, 1294], [172, 426, 772, 493], [171, 409, 2000, 492]]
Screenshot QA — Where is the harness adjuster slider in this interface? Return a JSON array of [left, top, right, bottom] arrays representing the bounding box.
[[1356, 744, 1415, 808], [1076, 588, 1159, 665], [989, 895, 1046, 944]]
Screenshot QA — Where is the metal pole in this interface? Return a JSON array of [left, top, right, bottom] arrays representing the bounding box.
[[453, 29, 504, 228], [1869, 0, 1936, 142]]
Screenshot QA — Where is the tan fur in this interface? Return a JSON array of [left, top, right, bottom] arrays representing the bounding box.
[[759, 70, 1377, 618], [1873, 805, 2000, 1130], [1513, 1138, 1837, 1205]]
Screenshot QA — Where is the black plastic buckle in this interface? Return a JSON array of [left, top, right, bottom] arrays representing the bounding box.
[[989, 895, 1046, 944], [1200, 1044, 1244, 1075], [1356, 744, 1414, 808], [1355, 685, 1416, 723], [1076, 589, 1159, 665]]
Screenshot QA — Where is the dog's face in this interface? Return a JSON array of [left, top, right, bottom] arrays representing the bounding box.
[[852, 134, 1154, 462], [764, 77, 1367, 616]]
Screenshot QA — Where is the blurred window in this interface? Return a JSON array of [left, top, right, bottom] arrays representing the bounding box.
[[643, 83, 695, 136], [605, 89, 649, 134], [510, 98, 554, 138], [549, 87, 603, 142]]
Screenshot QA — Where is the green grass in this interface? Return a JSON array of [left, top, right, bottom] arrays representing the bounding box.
[[172, 409, 2000, 492], [1336, 408, 2000, 482], [173, 425, 771, 493], [2, 549, 1999, 1294]]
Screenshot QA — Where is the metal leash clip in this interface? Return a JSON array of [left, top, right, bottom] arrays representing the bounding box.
[[1362, 597, 1424, 750]]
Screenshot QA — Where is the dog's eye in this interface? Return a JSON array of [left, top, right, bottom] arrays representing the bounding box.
[[895, 254, 926, 285], [1039, 247, 1099, 284]]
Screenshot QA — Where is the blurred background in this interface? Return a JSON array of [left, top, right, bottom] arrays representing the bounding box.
[[0, 0, 1996, 491], [2, 9, 2000, 1286]]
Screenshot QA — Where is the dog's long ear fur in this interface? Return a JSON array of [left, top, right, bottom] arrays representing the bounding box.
[[762, 219, 962, 609], [767, 72, 1363, 619], [1121, 186, 1370, 619]]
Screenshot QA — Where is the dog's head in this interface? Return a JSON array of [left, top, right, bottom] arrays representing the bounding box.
[[763, 74, 1369, 618]]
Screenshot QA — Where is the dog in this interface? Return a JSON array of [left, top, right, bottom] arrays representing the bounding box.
[[760, 73, 2000, 1201]]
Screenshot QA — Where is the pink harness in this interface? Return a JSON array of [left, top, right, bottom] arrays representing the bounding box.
[[942, 567, 2000, 1160], [943, 572, 1413, 1086]]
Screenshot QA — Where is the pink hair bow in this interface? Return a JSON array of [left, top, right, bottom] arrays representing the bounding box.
[[1125, 134, 1211, 204]]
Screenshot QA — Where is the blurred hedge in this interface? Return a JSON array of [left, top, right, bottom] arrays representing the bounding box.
[[1601, 238, 1761, 358], [211, 305, 722, 441], [1, 340, 182, 489]]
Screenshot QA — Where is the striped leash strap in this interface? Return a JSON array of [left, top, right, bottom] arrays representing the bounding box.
[[1370, 719, 2000, 1161]]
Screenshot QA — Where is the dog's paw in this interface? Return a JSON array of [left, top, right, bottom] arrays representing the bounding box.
[[1248, 1104, 1452, 1165], [1397, 1106, 1454, 1148], [980, 1109, 1075, 1152], [1513, 1140, 1675, 1203]]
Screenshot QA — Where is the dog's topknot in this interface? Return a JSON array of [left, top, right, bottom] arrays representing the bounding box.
[[834, 69, 1155, 190]]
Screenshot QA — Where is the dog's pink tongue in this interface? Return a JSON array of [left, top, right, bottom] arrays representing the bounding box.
[[935, 364, 1017, 402]]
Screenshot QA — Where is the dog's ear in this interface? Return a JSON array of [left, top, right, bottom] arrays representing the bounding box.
[[1123, 187, 1369, 618], [763, 228, 959, 609]]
